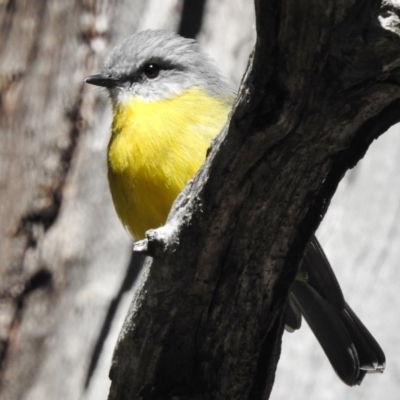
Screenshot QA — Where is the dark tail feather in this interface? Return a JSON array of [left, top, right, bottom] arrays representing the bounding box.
[[285, 235, 385, 386], [285, 296, 302, 332], [342, 302, 385, 372]]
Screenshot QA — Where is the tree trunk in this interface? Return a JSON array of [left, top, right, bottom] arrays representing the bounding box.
[[107, 1, 400, 399]]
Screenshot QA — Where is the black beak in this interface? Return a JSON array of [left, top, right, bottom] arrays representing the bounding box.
[[85, 74, 122, 88]]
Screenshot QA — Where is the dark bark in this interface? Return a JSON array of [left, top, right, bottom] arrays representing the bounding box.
[[108, 1, 400, 399]]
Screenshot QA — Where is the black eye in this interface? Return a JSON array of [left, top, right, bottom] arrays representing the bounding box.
[[143, 63, 160, 79]]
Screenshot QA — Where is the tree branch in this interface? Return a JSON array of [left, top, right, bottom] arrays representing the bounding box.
[[108, 1, 400, 399]]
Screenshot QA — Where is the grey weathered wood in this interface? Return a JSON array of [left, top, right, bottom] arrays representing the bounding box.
[[107, 1, 400, 399], [0, 1, 172, 399], [198, 0, 256, 87]]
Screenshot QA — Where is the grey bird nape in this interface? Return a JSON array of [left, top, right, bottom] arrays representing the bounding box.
[[286, 236, 385, 386]]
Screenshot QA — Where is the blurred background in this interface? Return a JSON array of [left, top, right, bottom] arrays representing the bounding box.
[[0, 1, 398, 399]]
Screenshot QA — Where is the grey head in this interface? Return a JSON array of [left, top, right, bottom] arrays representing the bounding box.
[[86, 30, 235, 104]]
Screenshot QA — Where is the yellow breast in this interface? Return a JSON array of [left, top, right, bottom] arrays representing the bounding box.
[[107, 87, 232, 239]]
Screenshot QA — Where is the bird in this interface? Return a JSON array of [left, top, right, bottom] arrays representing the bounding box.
[[85, 29, 385, 386]]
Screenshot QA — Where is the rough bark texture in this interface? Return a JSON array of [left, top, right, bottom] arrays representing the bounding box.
[[107, 1, 400, 400], [1, 1, 400, 400]]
